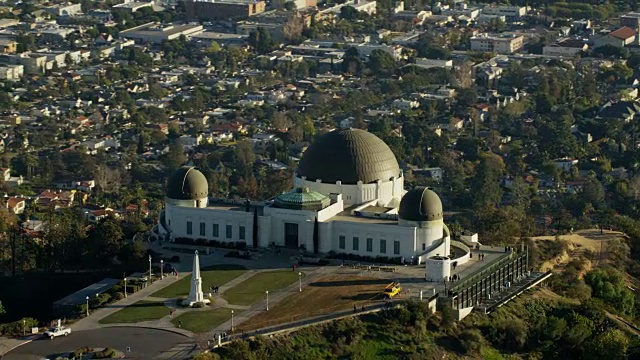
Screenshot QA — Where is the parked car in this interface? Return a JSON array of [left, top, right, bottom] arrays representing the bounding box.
[[44, 327, 71, 339]]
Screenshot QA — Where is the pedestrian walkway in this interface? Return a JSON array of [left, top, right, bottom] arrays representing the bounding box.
[[157, 341, 200, 359], [0, 335, 38, 356], [70, 275, 188, 332]]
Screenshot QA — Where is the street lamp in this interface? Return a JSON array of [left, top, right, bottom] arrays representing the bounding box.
[[148, 255, 152, 285], [124, 277, 127, 298], [22, 319, 25, 336], [160, 259, 164, 279], [266, 290, 269, 311], [85, 296, 89, 317], [298, 272, 302, 292], [231, 309, 234, 333]]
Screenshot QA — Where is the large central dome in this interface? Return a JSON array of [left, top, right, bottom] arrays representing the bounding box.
[[297, 129, 400, 184]]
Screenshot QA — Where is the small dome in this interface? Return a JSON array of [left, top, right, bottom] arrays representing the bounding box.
[[398, 187, 443, 221], [274, 187, 331, 211], [297, 129, 400, 184], [167, 166, 208, 200]]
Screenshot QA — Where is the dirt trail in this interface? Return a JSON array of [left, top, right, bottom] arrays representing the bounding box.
[[532, 229, 624, 271]]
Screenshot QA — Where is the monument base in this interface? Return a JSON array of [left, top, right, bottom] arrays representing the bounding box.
[[182, 298, 211, 307]]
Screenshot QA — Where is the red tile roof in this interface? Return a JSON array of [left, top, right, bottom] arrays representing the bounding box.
[[7, 197, 24, 209], [609, 26, 636, 40]]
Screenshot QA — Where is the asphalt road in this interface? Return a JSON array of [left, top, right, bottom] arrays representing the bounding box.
[[3, 327, 188, 360]]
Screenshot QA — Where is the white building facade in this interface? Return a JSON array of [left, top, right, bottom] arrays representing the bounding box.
[[159, 130, 463, 276]]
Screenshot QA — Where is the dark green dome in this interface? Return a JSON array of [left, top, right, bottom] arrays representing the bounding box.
[[398, 187, 443, 221], [274, 187, 330, 211], [167, 166, 208, 200], [297, 129, 400, 184]]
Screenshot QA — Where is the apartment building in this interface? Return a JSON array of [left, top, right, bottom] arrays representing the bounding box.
[[470, 33, 524, 54]]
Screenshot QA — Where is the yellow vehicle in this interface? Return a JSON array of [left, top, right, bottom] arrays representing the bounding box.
[[383, 282, 402, 299]]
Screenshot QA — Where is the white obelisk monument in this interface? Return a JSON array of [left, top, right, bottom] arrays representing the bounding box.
[[183, 250, 210, 306]]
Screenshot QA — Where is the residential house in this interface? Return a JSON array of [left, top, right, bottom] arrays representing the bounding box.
[[5, 197, 25, 214], [411, 167, 444, 181], [593, 27, 636, 48], [554, 158, 579, 172]]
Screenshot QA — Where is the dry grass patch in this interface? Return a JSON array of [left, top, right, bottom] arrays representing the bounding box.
[[236, 275, 386, 332]]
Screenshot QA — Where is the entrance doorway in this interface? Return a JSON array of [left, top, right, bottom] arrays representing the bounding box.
[[284, 223, 299, 249]]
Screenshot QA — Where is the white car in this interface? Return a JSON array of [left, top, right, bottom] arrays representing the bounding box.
[[44, 327, 71, 339]]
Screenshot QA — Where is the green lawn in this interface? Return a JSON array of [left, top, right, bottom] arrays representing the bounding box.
[[223, 270, 301, 306], [99, 301, 169, 324], [152, 264, 247, 298], [172, 308, 232, 333]]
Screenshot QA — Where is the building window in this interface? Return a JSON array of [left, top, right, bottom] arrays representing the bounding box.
[[394, 241, 400, 255], [339, 236, 345, 249], [353, 237, 359, 251], [186, 221, 192, 235], [226, 225, 232, 239], [200, 222, 205, 236], [422, 243, 426, 251], [366, 238, 373, 252], [212, 223, 219, 237], [239, 226, 246, 240], [380, 239, 386, 254]]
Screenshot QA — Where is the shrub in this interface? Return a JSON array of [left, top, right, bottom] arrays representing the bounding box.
[[192, 351, 220, 360], [324, 252, 403, 265], [193, 302, 206, 308], [94, 347, 116, 359], [459, 328, 484, 354], [71, 347, 94, 359], [0, 318, 39, 337], [112, 292, 125, 300]]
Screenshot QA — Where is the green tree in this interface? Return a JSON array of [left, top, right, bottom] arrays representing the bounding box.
[[340, 5, 359, 20], [585, 268, 635, 316], [248, 27, 276, 54], [232, 140, 256, 175], [582, 175, 604, 204], [0, 300, 5, 316], [471, 153, 504, 208], [161, 141, 186, 174], [87, 219, 125, 268], [587, 329, 629, 360], [368, 49, 396, 77]]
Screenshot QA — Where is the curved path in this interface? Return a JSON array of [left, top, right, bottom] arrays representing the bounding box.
[[2, 328, 188, 360]]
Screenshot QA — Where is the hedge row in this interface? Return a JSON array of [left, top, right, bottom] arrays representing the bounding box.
[[325, 251, 403, 265], [174, 237, 248, 250]]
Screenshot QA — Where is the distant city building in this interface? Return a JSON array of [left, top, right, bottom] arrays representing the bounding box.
[[470, 33, 524, 54], [190, 31, 249, 47], [543, 38, 588, 57], [593, 27, 636, 48], [318, 0, 377, 18], [272, 0, 317, 10], [112, 1, 155, 12], [620, 12, 640, 32], [0, 64, 24, 80], [46, 2, 83, 16], [120, 22, 204, 44], [184, 0, 266, 21], [481, 5, 527, 20], [0, 38, 17, 53]]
